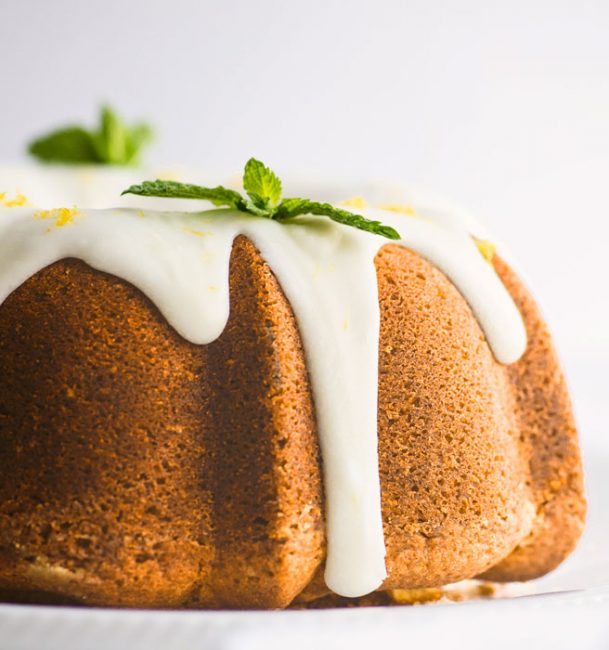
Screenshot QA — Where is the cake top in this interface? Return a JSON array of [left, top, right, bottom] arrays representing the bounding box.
[[0, 159, 527, 598]]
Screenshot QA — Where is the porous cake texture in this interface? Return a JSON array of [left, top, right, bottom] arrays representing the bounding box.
[[0, 237, 585, 608]]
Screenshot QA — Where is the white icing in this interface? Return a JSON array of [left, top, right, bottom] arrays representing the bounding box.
[[0, 191, 527, 598], [0, 163, 229, 211]]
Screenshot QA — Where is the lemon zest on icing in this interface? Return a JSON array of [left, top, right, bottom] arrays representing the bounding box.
[[474, 239, 496, 264], [184, 228, 212, 237], [378, 203, 417, 217], [34, 207, 80, 228], [339, 196, 367, 209], [2, 192, 29, 208], [155, 169, 181, 181], [77, 170, 94, 186]]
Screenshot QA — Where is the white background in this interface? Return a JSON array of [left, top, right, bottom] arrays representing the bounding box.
[[1, 0, 608, 439]]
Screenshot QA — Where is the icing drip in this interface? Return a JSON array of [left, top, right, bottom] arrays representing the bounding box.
[[0, 200, 527, 598]]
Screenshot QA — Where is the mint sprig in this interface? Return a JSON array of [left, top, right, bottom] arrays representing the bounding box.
[[275, 198, 400, 240], [121, 158, 400, 240], [242, 158, 282, 211], [122, 179, 245, 208], [28, 106, 153, 166]]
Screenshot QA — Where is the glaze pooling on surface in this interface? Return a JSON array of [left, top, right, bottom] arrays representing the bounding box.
[[0, 201, 527, 598]]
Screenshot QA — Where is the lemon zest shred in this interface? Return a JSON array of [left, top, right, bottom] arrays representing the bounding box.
[[155, 169, 181, 181], [77, 170, 94, 186], [34, 207, 80, 228], [378, 203, 417, 217], [474, 238, 496, 264], [55, 207, 79, 227], [339, 196, 367, 209], [2, 192, 29, 208], [184, 228, 211, 237]]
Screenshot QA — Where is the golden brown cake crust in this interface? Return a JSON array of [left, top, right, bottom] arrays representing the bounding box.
[[378, 246, 585, 587], [0, 237, 585, 608], [479, 256, 586, 581], [377, 245, 533, 588], [0, 237, 324, 608]]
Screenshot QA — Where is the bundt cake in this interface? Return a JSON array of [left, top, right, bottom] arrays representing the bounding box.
[[0, 166, 585, 609]]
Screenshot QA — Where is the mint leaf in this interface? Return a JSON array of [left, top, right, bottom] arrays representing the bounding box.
[[276, 198, 400, 240], [124, 123, 153, 165], [28, 127, 98, 163], [94, 106, 129, 164], [243, 158, 282, 210], [121, 180, 244, 208], [28, 106, 153, 166], [93, 106, 152, 165], [120, 158, 400, 241]]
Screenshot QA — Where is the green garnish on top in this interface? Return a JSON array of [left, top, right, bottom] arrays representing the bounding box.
[[28, 106, 153, 166], [121, 158, 400, 240]]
